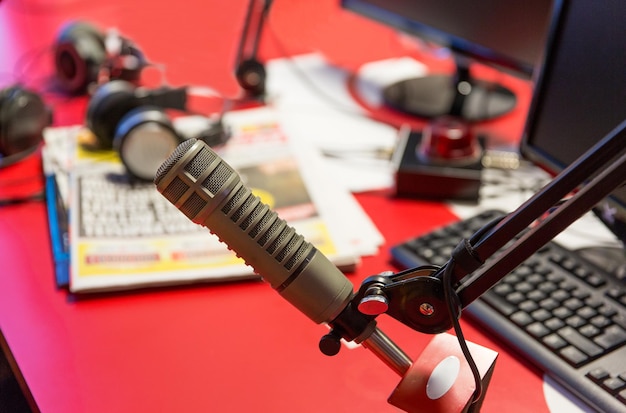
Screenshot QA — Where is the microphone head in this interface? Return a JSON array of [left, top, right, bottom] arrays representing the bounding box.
[[154, 139, 354, 325], [154, 138, 197, 186]]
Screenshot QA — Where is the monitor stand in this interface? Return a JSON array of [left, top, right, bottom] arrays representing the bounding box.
[[381, 58, 517, 122]]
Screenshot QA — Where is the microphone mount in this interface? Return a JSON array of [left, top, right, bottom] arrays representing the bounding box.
[[235, 0, 272, 98], [352, 119, 626, 336], [311, 120, 626, 412]]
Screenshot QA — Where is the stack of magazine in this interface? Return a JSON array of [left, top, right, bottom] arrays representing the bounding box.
[[43, 107, 383, 293]]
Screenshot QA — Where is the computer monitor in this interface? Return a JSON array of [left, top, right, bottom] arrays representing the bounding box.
[[520, 0, 626, 242], [341, 0, 555, 121]]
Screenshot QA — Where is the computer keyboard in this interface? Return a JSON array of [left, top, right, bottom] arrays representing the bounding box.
[[391, 210, 626, 413]]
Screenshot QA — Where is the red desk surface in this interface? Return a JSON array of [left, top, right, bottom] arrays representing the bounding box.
[[0, 1, 551, 412]]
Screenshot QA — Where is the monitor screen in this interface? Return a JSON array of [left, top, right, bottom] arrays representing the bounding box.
[[341, 0, 555, 121], [521, 1, 626, 230]]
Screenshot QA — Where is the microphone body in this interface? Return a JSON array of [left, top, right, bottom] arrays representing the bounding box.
[[154, 139, 354, 324]]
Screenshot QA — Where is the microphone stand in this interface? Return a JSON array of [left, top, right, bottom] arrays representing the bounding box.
[[234, 0, 272, 98], [325, 119, 626, 412]]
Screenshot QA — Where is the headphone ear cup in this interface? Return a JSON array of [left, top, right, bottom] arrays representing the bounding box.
[[113, 106, 182, 181], [236, 58, 266, 97], [112, 40, 148, 83], [86, 80, 140, 149], [0, 86, 50, 167], [54, 21, 106, 95]]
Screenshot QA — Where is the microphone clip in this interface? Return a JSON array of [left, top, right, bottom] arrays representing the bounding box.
[[354, 266, 460, 335]]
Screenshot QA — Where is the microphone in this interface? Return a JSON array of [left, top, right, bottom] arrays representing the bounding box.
[[154, 138, 354, 324], [154, 138, 499, 410]]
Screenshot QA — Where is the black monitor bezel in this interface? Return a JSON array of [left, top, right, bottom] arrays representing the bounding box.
[[340, 0, 554, 78], [520, 0, 626, 231]]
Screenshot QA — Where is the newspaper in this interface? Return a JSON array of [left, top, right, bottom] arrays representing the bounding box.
[[42, 107, 383, 293]]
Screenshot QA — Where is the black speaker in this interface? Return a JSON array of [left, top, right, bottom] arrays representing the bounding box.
[[53, 21, 147, 95], [86, 80, 229, 181], [0, 85, 52, 168]]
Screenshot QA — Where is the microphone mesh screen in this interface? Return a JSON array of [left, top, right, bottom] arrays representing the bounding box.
[[249, 211, 272, 238], [275, 232, 299, 262], [267, 227, 294, 255], [155, 138, 196, 185], [285, 242, 309, 270], [221, 186, 247, 215], [186, 145, 217, 179], [203, 162, 231, 194], [240, 203, 265, 231], [180, 192, 205, 219], [219, 176, 309, 270], [161, 176, 188, 205], [231, 193, 256, 223]]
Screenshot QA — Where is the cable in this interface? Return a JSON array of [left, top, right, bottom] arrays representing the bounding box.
[[469, 214, 506, 245], [0, 191, 44, 207], [441, 258, 483, 406]]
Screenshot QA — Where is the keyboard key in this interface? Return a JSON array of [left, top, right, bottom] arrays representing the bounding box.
[[552, 289, 571, 302], [599, 305, 618, 318], [564, 297, 585, 311], [560, 346, 589, 367], [519, 300, 539, 313], [602, 377, 626, 394], [527, 322, 551, 338], [543, 333, 567, 350], [545, 317, 565, 331], [587, 367, 610, 383], [527, 290, 547, 302], [531, 308, 552, 322], [591, 315, 612, 329], [565, 315, 586, 328], [594, 325, 626, 350], [506, 291, 526, 305], [577, 306, 598, 319], [586, 274, 607, 288], [573, 289, 591, 300], [539, 297, 560, 311], [553, 307, 574, 319], [517, 281, 534, 293], [511, 311, 533, 326], [493, 283, 513, 296], [612, 315, 626, 331], [558, 326, 603, 358], [579, 324, 601, 338]]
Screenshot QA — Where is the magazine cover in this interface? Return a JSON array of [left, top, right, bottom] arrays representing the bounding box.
[[43, 107, 382, 292]]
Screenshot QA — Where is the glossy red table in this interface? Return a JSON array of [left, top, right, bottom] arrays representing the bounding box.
[[0, 1, 554, 412]]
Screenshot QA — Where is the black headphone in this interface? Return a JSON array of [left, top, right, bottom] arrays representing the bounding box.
[[53, 21, 148, 95], [85, 80, 229, 181], [0, 85, 52, 168]]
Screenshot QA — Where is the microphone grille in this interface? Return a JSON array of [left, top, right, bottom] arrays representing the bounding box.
[[221, 183, 312, 274], [154, 138, 197, 185]]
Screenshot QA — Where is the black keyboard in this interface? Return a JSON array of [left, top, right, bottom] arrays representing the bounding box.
[[391, 210, 626, 413]]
